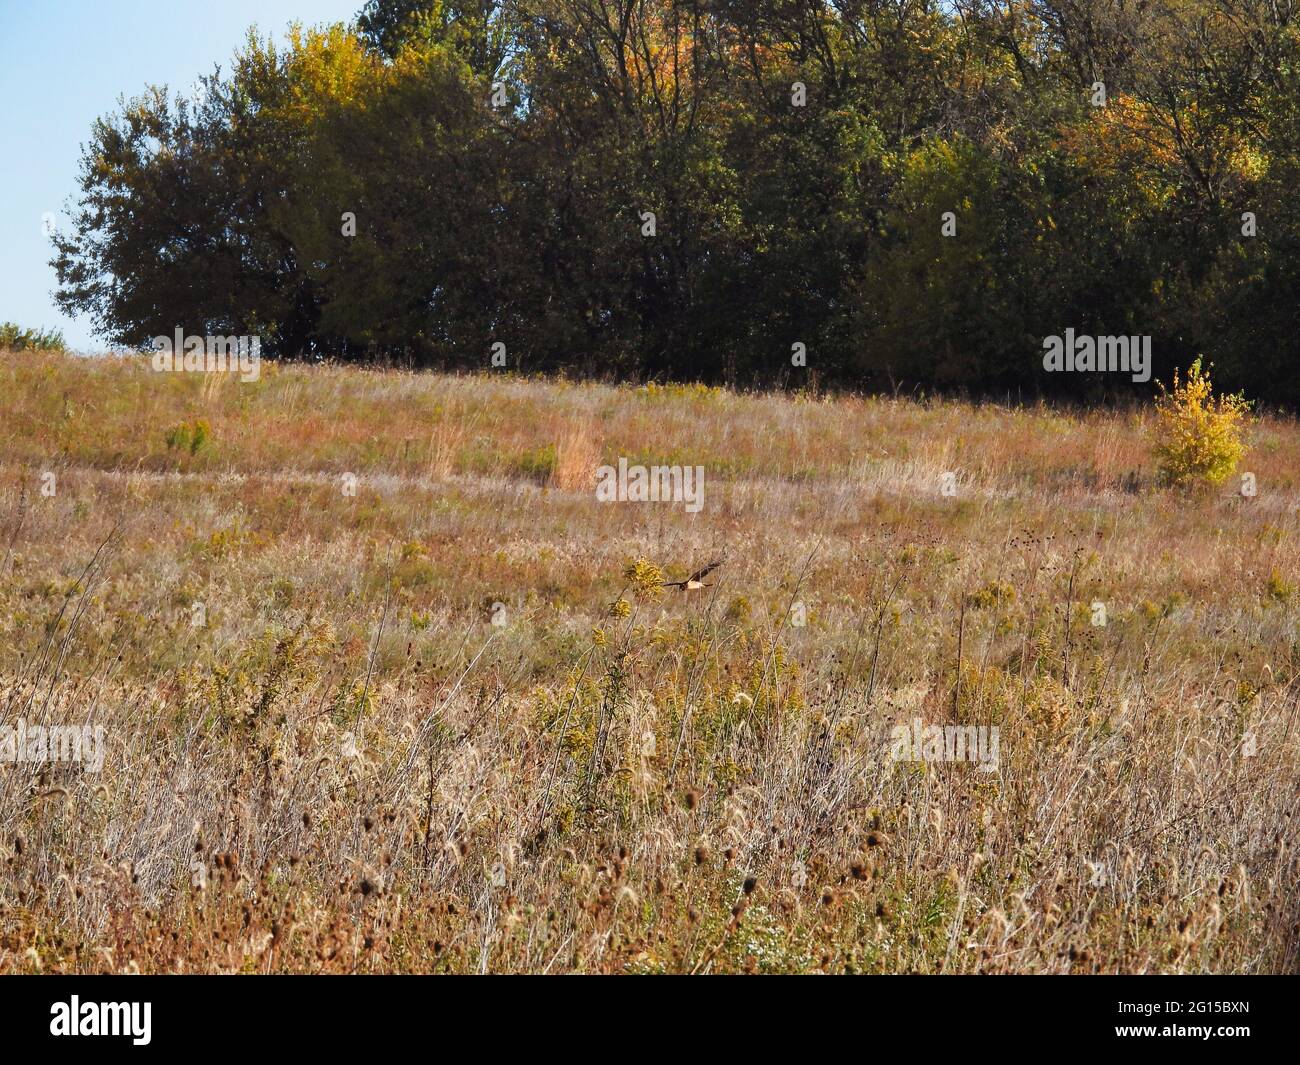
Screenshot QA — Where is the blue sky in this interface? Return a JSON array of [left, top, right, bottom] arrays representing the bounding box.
[[0, 0, 362, 351]]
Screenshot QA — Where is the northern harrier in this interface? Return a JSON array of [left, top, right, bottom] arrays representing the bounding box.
[[663, 558, 724, 591]]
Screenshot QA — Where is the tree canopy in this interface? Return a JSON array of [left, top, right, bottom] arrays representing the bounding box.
[[52, 0, 1300, 401]]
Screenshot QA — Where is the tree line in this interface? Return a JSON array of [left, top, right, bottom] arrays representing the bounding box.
[[51, 0, 1300, 402]]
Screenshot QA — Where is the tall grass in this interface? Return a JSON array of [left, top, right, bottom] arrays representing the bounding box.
[[0, 350, 1296, 973]]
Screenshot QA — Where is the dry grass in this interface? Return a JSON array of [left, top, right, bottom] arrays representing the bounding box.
[[550, 420, 602, 492], [0, 350, 1297, 974]]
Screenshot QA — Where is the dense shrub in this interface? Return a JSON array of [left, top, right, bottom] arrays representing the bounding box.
[[1152, 360, 1251, 487], [0, 323, 65, 352]]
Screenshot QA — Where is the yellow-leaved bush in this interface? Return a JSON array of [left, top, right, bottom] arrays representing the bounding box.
[[1152, 358, 1250, 487]]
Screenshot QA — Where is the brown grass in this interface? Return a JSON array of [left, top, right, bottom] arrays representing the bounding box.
[[549, 420, 602, 493], [0, 350, 1296, 974]]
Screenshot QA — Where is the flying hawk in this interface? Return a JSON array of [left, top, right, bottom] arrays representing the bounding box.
[[663, 558, 724, 591]]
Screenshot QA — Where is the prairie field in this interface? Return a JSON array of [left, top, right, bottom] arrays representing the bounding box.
[[0, 349, 1297, 974]]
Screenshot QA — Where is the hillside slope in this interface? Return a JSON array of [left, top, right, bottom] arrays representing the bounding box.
[[1, 352, 1297, 973]]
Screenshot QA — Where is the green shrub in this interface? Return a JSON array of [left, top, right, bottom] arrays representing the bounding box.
[[165, 418, 212, 456], [0, 322, 66, 352], [514, 443, 557, 483]]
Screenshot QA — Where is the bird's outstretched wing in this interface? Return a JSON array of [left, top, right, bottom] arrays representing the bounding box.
[[665, 558, 725, 587], [687, 558, 724, 584]]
